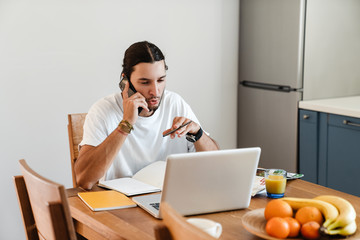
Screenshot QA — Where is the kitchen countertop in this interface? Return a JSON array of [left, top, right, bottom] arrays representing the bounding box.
[[298, 96, 360, 118]]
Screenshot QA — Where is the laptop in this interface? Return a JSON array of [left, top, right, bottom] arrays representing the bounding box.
[[132, 147, 261, 219]]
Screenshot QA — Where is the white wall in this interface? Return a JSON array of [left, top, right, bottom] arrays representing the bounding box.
[[0, 0, 239, 239]]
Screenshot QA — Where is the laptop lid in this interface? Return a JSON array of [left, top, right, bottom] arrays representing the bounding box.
[[132, 147, 261, 218]]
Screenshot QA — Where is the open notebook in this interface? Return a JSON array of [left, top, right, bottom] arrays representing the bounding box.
[[98, 161, 165, 196]]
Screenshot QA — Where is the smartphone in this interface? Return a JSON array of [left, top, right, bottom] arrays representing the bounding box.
[[119, 75, 143, 114]]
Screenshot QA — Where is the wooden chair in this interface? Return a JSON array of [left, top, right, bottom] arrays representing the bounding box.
[[155, 202, 217, 240], [67, 113, 87, 187], [17, 159, 77, 240]]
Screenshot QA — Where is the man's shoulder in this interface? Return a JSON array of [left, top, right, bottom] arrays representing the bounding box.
[[163, 90, 184, 102], [93, 92, 121, 105], [90, 92, 122, 113], [161, 90, 192, 114]]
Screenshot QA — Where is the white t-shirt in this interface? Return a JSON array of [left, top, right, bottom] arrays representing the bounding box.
[[80, 90, 201, 180]]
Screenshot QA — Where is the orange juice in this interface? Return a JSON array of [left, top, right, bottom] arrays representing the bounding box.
[[265, 175, 287, 194], [265, 169, 287, 198]]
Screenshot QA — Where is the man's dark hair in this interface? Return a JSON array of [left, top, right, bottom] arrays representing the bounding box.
[[121, 41, 168, 79]]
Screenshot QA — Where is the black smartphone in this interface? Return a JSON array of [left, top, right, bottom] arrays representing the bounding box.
[[119, 75, 143, 114]]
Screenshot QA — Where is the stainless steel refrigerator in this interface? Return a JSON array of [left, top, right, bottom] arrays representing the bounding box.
[[237, 0, 360, 173]]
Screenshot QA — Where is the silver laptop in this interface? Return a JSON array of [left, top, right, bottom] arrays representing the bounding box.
[[132, 147, 261, 219]]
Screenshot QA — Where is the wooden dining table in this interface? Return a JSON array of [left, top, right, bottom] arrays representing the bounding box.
[[66, 179, 360, 240]]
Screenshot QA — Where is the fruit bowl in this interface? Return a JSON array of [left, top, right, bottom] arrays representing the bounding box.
[[242, 208, 360, 240]]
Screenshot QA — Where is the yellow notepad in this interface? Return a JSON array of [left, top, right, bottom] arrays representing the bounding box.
[[78, 190, 137, 211]]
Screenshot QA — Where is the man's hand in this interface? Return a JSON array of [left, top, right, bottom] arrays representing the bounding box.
[[163, 117, 200, 139], [122, 80, 149, 124]]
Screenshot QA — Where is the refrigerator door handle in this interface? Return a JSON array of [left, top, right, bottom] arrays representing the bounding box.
[[240, 80, 303, 93]]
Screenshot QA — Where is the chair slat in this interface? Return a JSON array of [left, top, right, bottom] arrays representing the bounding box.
[[67, 113, 87, 187], [13, 175, 40, 240]]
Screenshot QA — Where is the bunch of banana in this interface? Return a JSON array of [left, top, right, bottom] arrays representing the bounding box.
[[282, 196, 357, 236], [314, 195, 357, 236]]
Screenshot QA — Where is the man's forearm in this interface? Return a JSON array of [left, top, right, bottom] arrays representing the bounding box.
[[194, 133, 219, 152], [75, 128, 128, 189]]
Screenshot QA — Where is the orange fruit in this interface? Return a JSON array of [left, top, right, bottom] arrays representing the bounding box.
[[301, 221, 321, 239], [264, 199, 293, 221], [284, 217, 301, 237], [295, 206, 323, 225], [265, 217, 290, 239]]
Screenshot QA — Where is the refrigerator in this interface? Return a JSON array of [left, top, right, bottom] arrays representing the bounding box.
[[237, 0, 360, 173]]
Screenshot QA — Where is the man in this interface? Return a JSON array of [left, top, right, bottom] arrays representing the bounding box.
[[75, 41, 219, 189]]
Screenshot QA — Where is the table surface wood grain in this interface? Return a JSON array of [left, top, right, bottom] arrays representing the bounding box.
[[67, 180, 360, 240]]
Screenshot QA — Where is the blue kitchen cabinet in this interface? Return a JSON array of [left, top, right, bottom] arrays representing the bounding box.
[[299, 109, 360, 196], [326, 114, 360, 196], [298, 110, 319, 183]]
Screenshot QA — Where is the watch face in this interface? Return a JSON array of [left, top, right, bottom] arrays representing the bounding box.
[[186, 135, 196, 143], [119, 123, 131, 134]]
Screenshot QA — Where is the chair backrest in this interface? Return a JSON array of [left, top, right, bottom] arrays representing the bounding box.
[[14, 175, 40, 240], [157, 202, 216, 240], [18, 159, 77, 240], [67, 113, 87, 187]]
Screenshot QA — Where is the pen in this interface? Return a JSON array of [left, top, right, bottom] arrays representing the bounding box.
[[163, 121, 192, 137]]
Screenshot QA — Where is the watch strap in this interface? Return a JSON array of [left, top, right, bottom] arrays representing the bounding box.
[[186, 127, 203, 143]]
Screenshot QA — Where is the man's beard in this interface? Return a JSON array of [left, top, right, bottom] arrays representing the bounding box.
[[146, 91, 164, 113], [148, 102, 159, 112]]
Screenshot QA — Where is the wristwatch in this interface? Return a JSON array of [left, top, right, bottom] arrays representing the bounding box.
[[186, 127, 203, 143], [118, 120, 134, 134]]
